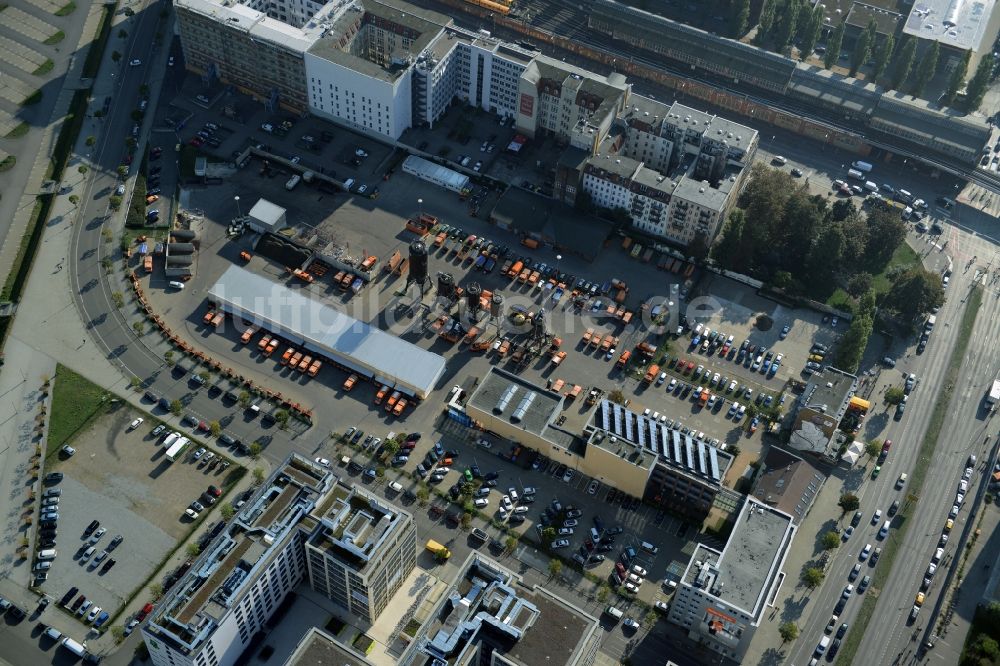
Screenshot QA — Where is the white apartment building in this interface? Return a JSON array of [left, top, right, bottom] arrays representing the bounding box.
[[667, 498, 796, 662], [141, 455, 416, 666]]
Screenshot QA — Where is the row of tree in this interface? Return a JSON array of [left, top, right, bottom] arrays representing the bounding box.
[[751, 0, 995, 110]]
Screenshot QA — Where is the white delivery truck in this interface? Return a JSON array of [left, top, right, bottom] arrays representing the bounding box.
[[61, 637, 87, 657], [847, 169, 865, 180], [165, 437, 190, 462], [987, 379, 1000, 407], [852, 160, 873, 173]]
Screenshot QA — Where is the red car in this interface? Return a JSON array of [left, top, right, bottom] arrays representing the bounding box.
[[151, 146, 162, 156], [123, 154, 133, 165], [188, 137, 203, 147], [684, 361, 695, 374], [207, 485, 221, 497], [136, 603, 154, 621]]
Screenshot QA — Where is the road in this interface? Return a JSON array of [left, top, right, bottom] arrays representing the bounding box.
[[784, 225, 1000, 666]]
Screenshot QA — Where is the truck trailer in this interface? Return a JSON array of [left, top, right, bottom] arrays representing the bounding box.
[[987, 379, 1000, 407], [165, 437, 190, 462]]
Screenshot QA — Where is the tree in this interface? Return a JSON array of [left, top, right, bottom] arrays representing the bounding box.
[[713, 208, 747, 269], [548, 558, 563, 577], [822, 530, 841, 550], [772, 0, 799, 52], [802, 567, 825, 588], [118, 28, 128, 38], [416, 485, 430, 506], [209, 421, 221, 437], [504, 535, 519, 553], [965, 54, 994, 111], [847, 272, 874, 298], [198, 370, 211, 385], [542, 527, 557, 543], [111, 50, 121, 63], [890, 36, 916, 89], [779, 621, 799, 645], [758, 0, 776, 39], [885, 386, 905, 405], [865, 439, 881, 460], [164, 350, 175, 366], [248, 443, 262, 460], [838, 493, 860, 514], [220, 504, 235, 520], [111, 625, 126, 643], [460, 512, 472, 530], [644, 609, 659, 628], [608, 389, 626, 405], [149, 582, 164, 600], [186, 543, 201, 557], [132, 320, 144, 336], [849, 19, 876, 76], [252, 467, 265, 484], [911, 41, 940, 97], [169, 399, 182, 416], [109, 195, 122, 210], [943, 50, 971, 105], [799, 6, 823, 60], [383, 438, 400, 456], [238, 390, 251, 408], [273, 409, 289, 429], [863, 207, 906, 271], [835, 309, 873, 373], [871, 33, 893, 80], [882, 268, 945, 326], [78, 165, 88, 174], [597, 584, 610, 602], [824, 20, 845, 70], [730, 0, 749, 38], [85, 135, 96, 146]]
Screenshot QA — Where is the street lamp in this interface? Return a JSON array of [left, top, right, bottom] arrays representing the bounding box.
[[418, 198, 423, 217], [234, 195, 241, 218]]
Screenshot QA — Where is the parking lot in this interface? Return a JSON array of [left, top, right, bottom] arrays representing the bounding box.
[[36, 407, 241, 624]]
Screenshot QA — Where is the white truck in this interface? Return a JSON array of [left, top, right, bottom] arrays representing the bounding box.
[[165, 437, 190, 462], [852, 160, 873, 173], [987, 379, 1000, 407]]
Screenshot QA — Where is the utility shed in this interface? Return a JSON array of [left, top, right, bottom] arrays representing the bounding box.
[[207, 266, 446, 399], [247, 199, 288, 234]]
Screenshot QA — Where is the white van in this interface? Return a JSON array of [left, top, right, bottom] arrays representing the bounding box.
[[897, 189, 914, 203], [43, 627, 62, 641], [38, 549, 57, 560], [388, 481, 403, 493], [343, 177, 355, 190], [815, 635, 831, 656], [932, 548, 944, 563], [878, 521, 890, 539], [864, 181, 878, 192], [162, 432, 180, 448], [604, 606, 624, 620], [641, 541, 659, 555], [61, 638, 86, 657]]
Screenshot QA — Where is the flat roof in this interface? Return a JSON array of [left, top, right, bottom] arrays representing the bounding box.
[[903, 0, 999, 51], [286, 627, 374, 666], [591, 399, 732, 484], [799, 366, 857, 422], [467, 368, 563, 437], [208, 265, 445, 398], [249, 198, 286, 226], [407, 553, 598, 665], [681, 498, 794, 618], [713, 499, 794, 615]]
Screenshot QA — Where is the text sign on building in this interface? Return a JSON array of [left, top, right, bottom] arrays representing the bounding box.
[[519, 93, 534, 117]]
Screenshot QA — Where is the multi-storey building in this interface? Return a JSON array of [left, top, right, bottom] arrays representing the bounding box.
[[667, 497, 796, 662], [304, 482, 417, 624], [141, 455, 415, 666], [400, 552, 601, 665], [463, 368, 733, 522]]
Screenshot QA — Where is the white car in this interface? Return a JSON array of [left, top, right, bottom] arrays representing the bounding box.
[[859, 543, 872, 561], [193, 447, 206, 459], [435, 466, 450, 474], [623, 617, 640, 629], [115, 183, 125, 196], [185, 508, 200, 519], [124, 618, 140, 635], [562, 469, 574, 482], [631, 565, 647, 577], [871, 510, 882, 525], [624, 582, 640, 593], [627, 573, 643, 585], [557, 527, 574, 535], [290, 156, 301, 164], [587, 480, 600, 495], [127, 417, 144, 431], [550, 539, 570, 549], [502, 495, 513, 509], [477, 439, 492, 449], [667, 378, 677, 391], [513, 506, 529, 515], [91, 527, 106, 542], [129, 59, 142, 66], [314, 457, 330, 468], [473, 498, 489, 508], [522, 486, 536, 495]]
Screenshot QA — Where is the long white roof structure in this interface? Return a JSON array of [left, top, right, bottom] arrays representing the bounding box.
[[208, 265, 445, 398]]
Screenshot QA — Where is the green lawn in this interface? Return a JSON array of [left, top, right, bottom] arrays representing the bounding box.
[[48, 364, 110, 456], [826, 242, 921, 309], [872, 242, 921, 294]]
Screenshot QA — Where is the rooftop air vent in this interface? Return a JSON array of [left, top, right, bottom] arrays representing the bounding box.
[[511, 392, 536, 423]]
